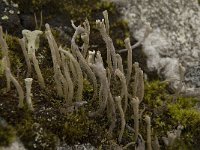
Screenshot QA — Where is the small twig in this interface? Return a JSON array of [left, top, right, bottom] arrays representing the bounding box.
[[34, 13, 38, 29], [71, 20, 77, 29], [123, 142, 135, 149], [118, 39, 144, 53], [39, 11, 43, 30], [118, 24, 152, 53]]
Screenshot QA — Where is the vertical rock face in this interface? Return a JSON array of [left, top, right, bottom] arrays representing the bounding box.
[[115, 0, 200, 91]]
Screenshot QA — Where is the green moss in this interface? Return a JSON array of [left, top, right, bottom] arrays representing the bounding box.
[[82, 78, 94, 101], [63, 111, 107, 145], [143, 80, 200, 148], [144, 80, 170, 108], [2, 34, 23, 72], [0, 33, 23, 90], [4, 34, 21, 52], [18, 121, 58, 150], [12, 108, 59, 150], [167, 97, 200, 146], [0, 81, 108, 149]]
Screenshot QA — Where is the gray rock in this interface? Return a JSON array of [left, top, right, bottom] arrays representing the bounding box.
[[1, 140, 26, 150], [57, 143, 96, 150], [114, 0, 200, 92], [185, 65, 200, 87]]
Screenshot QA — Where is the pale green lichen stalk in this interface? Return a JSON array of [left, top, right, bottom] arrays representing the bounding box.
[[25, 78, 34, 111], [22, 29, 45, 89]]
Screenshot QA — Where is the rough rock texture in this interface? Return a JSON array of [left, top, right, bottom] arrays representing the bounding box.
[[1, 140, 26, 150], [115, 0, 200, 92], [57, 143, 96, 150]]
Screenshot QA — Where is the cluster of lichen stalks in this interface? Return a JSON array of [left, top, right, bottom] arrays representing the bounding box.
[[0, 10, 182, 149]]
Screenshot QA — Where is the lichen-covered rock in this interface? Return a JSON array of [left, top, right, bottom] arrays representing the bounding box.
[[0, 0, 22, 35], [185, 66, 200, 87], [115, 0, 200, 92]]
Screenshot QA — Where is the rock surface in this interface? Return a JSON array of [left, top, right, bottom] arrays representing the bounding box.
[[57, 143, 96, 150], [1, 140, 26, 150], [115, 0, 200, 92]]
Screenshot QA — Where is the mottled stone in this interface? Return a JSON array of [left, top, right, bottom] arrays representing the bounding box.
[[115, 0, 200, 92], [185, 65, 200, 87]]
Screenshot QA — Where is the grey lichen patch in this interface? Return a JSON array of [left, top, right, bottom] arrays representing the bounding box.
[[185, 65, 200, 87], [116, 0, 200, 91]]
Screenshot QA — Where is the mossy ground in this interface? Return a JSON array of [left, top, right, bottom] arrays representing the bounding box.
[[0, 74, 109, 149], [0, 24, 128, 149], [1, 70, 200, 149], [143, 81, 200, 149]]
